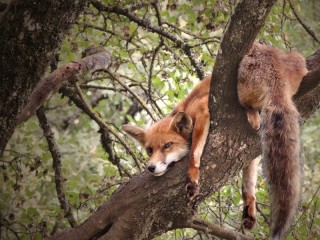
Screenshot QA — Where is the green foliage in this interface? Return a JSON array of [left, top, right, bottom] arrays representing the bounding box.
[[1, 0, 319, 239]]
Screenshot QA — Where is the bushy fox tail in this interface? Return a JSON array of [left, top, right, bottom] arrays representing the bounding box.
[[261, 94, 302, 240]]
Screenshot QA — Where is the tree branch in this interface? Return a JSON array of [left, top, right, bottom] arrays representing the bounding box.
[[36, 107, 77, 228], [0, 218, 21, 240], [70, 82, 143, 172], [187, 217, 254, 240], [295, 67, 320, 99], [295, 50, 320, 119], [148, 39, 163, 102], [99, 127, 132, 177], [51, 39, 320, 240], [17, 49, 112, 124], [90, 0, 205, 79], [50, 1, 284, 239], [288, 0, 320, 44], [106, 70, 158, 121], [209, 0, 277, 123], [48, 1, 320, 240]]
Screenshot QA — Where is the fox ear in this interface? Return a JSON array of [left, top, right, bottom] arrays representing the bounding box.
[[171, 112, 193, 135], [121, 124, 146, 145]]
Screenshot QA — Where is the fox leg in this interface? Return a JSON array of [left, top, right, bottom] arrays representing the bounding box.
[[246, 108, 261, 130], [242, 157, 259, 234], [186, 113, 209, 199]]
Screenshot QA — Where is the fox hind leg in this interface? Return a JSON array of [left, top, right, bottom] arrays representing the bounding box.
[[246, 108, 261, 130], [242, 157, 259, 234]]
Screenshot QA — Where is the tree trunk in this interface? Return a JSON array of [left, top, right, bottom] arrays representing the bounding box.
[[50, 51, 320, 239], [50, 0, 320, 239], [1, 1, 319, 240], [48, 1, 280, 239], [0, 0, 87, 155]]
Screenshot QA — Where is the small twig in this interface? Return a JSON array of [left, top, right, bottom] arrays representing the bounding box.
[[289, 185, 320, 234], [72, 82, 143, 172], [279, 0, 291, 49], [190, 39, 221, 48], [148, 39, 163, 101], [187, 216, 255, 240], [99, 127, 132, 177], [0, 220, 21, 240], [288, 0, 320, 44], [50, 220, 59, 236], [162, 42, 194, 72], [256, 202, 270, 225], [122, 98, 140, 125], [162, 20, 221, 42], [106, 70, 158, 121], [218, 190, 222, 226], [79, 84, 125, 92], [91, 0, 204, 79], [152, 1, 162, 26], [36, 107, 77, 228], [309, 199, 317, 231], [78, 22, 139, 48]]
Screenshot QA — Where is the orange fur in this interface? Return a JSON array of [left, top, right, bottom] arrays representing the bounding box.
[[238, 43, 308, 239], [242, 158, 259, 234], [122, 76, 211, 198], [122, 75, 259, 218]]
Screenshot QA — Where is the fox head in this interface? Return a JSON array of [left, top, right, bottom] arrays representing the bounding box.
[[121, 112, 193, 176]]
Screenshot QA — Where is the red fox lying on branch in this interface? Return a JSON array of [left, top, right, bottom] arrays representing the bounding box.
[[122, 43, 307, 239]]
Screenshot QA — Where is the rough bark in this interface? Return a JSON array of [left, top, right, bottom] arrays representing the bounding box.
[[50, 52, 320, 240], [0, 0, 87, 155], [295, 50, 320, 120], [1, 1, 319, 240], [50, 0, 320, 239], [48, 1, 282, 240]]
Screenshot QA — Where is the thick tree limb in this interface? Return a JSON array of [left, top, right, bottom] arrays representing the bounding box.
[[306, 49, 320, 70], [295, 68, 320, 99], [17, 49, 112, 124], [295, 49, 320, 120], [50, 1, 285, 239], [4, 1, 318, 240], [209, 0, 277, 122], [50, 48, 320, 240]]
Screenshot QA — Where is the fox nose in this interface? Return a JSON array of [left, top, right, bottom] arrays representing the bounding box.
[[147, 165, 156, 173]]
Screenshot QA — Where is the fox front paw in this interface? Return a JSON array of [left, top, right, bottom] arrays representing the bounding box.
[[186, 181, 199, 200], [242, 204, 257, 233]]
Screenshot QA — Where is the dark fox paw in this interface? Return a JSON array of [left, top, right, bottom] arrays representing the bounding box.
[[242, 205, 257, 234], [242, 216, 256, 232], [186, 181, 199, 200]]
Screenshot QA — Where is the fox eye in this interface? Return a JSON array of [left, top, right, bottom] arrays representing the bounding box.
[[146, 147, 153, 156], [164, 142, 173, 149]]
